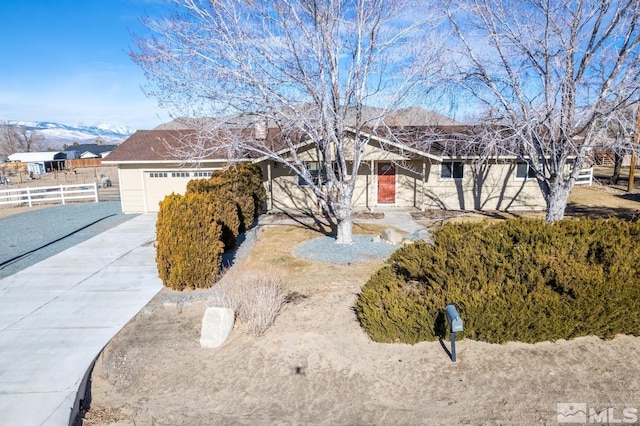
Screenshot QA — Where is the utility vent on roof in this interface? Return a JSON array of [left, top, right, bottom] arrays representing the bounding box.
[[254, 121, 267, 140]]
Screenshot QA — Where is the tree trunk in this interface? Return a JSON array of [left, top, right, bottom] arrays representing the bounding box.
[[333, 184, 354, 244], [335, 216, 353, 245], [611, 152, 623, 185], [544, 181, 572, 223]]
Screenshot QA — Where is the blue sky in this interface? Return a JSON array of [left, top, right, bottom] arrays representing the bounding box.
[[0, 0, 173, 129]]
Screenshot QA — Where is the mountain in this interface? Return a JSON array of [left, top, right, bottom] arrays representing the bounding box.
[[155, 106, 462, 130], [5, 121, 135, 150]]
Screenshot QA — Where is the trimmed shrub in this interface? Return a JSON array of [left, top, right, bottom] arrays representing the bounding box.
[[187, 164, 266, 233], [234, 163, 267, 218], [355, 266, 436, 344], [355, 218, 640, 344], [156, 193, 225, 290], [186, 180, 240, 251]]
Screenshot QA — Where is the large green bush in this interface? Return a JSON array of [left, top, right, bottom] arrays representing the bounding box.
[[186, 180, 240, 251], [186, 163, 266, 232], [156, 193, 224, 290], [355, 218, 640, 344]]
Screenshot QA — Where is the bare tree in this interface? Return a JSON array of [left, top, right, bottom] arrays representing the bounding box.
[[597, 104, 638, 185], [442, 0, 640, 222], [132, 0, 443, 243], [0, 121, 43, 156]]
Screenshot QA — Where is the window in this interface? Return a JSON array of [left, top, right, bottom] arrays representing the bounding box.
[[298, 162, 328, 187], [193, 171, 212, 178], [149, 172, 167, 178], [515, 162, 537, 180], [171, 172, 190, 178], [440, 161, 464, 179]]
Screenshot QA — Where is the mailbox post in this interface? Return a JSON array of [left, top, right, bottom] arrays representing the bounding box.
[[445, 304, 463, 362]]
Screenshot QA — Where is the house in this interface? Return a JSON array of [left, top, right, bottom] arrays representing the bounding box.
[[102, 130, 249, 213], [63, 144, 118, 159], [104, 125, 546, 214], [7, 151, 66, 175]]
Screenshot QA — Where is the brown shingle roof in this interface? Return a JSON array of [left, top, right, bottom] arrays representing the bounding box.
[[108, 125, 507, 164], [104, 130, 205, 162], [365, 125, 491, 158], [104, 129, 292, 163]]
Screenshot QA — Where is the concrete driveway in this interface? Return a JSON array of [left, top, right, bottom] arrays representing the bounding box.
[[0, 214, 162, 425]]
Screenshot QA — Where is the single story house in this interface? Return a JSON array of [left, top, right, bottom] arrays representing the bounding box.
[[63, 144, 118, 159], [7, 151, 66, 175], [104, 126, 546, 214]]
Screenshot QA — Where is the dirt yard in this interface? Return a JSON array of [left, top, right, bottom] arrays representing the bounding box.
[[76, 176, 640, 426]]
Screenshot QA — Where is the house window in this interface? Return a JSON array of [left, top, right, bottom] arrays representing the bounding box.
[[171, 172, 191, 178], [149, 172, 167, 178], [440, 161, 464, 179], [515, 162, 537, 180], [193, 171, 212, 178], [298, 162, 328, 187]]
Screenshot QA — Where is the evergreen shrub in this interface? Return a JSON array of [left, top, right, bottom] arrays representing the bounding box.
[[156, 193, 224, 290], [186, 164, 266, 232], [186, 180, 240, 250], [355, 218, 640, 344]]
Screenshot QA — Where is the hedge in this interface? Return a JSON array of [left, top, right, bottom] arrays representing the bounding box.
[[355, 218, 640, 344]]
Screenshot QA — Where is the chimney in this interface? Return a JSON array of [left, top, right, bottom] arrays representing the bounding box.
[[254, 121, 267, 140]]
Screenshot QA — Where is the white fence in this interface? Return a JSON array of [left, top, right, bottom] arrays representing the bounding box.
[[0, 183, 99, 207], [575, 167, 594, 186]]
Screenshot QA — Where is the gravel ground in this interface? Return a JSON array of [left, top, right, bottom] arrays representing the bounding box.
[[293, 234, 401, 264], [0, 201, 138, 279]]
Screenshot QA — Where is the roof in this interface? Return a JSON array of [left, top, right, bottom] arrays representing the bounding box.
[[65, 144, 118, 155], [8, 151, 65, 162], [369, 125, 492, 158], [104, 129, 291, 164], [107, 124, 501, 165], [104, 130, 211, 163]]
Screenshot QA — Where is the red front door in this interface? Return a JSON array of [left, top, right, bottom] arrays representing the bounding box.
[[377, 162, 396, 203]]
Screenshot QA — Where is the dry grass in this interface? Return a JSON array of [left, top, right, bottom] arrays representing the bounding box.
[[195, 221, 394, 338], [226, 274, 287, 336], [238, 222, 393, 295]]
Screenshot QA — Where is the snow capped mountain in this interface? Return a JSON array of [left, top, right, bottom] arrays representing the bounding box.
[[5, 121, 135, 149]]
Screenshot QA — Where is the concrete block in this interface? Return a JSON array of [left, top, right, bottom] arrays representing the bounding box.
[[200, 307, 235, 348]]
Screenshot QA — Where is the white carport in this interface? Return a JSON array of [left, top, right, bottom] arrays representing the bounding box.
[[8, 151, 67, 175]]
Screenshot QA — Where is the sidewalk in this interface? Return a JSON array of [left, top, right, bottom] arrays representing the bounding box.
[[0, 214, 162, 426], [360, 206, 425, 234]]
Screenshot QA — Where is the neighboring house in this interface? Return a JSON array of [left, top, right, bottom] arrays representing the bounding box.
[[64, 144, 118, 159], [104, 126, 547, 214], [7, 151, 66, 175], [61, 150, 81, 160]]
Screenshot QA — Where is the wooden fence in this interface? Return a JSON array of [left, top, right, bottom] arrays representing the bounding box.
[[0, 183, 99, 207], [66, 158, 103, 168]]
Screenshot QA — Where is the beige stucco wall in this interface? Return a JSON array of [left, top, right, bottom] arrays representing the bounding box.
[[418, 160, 545, 211], [257, 140, 423, 213], [259, 158, 546, 214]]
